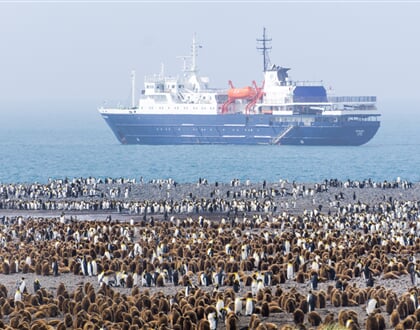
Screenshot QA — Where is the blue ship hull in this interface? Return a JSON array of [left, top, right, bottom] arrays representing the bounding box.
[[101, 113, 380, 146]]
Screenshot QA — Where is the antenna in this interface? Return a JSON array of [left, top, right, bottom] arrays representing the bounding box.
[[176, 56, 188, 72], [177, 34, 201, 77], [191, 33, 197, 72], [190, 33, 202, 74], [256, 27, 272, 72], [131, 70, 136, 108], [160, 63, 165, 78]]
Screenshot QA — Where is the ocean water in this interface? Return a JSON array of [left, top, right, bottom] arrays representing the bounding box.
[[0, 100, 419, 184]]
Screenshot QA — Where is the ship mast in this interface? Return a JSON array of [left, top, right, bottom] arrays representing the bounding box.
[[178, 34, 200, 75], [178, 33, 202, 92], [256, 27, 272, 72], [191, 33, 198, 73], [131, 70, 136, 108]]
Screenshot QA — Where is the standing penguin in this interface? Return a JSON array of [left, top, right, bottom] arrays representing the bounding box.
[[78, 256, 88, 276], [87, 258, 93, 276], [208, 311, 217, 330], [185, 280, 195, 297], [363, 261, 372, 280], [19, 277, 26, 293], [172, 269, 179, 286], [33, 279, 41, 292], [144, 271, 153, 287], [264, 271, 272, 286], [215, 268, 225, 287], [52, 259, 59, 276], [256, 278, 264, 293], [409, 262, 417, 286], [287, 261, 294, 280], [251, 276, 258, 296], [310, 272, 319, 290], [307, 290, 316, 312], [234, 297, 243, 315], [13, 259, 19, 273], [245, 296, 255, 316], [233, 279, 240, 293], [215, 294, 224, 319], [201, 272, 211, 286], [91, 259, 98, 276], [366, 298, 378, 315], [14, 288, 22, 303], [82, 256, 88, 276], [410, 290, 419, 310], [366, 273, 374, 287]]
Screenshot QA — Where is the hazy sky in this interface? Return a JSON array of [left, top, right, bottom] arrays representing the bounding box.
[[1, 1, 419, 109]]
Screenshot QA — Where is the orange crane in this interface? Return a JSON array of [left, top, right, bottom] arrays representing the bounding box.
[[245, 80, 265, 115]]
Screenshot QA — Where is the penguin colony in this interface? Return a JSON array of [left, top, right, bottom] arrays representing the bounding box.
[[0, 178, 418, 329], [0, 177, 415, 217]]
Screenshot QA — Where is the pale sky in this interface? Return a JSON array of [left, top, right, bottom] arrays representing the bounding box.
[[0, 1, 419, 110]]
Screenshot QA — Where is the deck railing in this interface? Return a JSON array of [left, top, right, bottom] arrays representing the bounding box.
[[328, 96, 376, 103]]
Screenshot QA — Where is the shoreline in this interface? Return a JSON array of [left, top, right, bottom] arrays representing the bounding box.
[[1, 178, 418, 218]]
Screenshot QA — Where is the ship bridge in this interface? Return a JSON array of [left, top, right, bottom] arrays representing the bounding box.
[[263, 65, 328, 104], [293, 86, 327, 103]]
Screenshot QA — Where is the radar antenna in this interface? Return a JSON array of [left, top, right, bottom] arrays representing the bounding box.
[[256, 27, 272, 72]]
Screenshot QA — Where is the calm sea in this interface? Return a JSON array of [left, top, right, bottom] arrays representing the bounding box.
[[0, 100, 418, 184]]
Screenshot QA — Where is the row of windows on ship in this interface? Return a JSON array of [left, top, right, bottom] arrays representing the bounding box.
[[139, 106, 216, 111], [144, 84, 183, 90], [144, 95, 214, 103], [155, 127, 261, 132]]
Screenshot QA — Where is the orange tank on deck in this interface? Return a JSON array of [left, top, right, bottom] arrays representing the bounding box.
[[227, 86, 257, 99]]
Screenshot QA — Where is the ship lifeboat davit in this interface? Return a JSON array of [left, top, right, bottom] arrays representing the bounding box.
[[227, 86, 257, 99]]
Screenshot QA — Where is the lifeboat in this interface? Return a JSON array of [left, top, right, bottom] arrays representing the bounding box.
[[227, 86, 257, 99], [226, 81, 257, 100]]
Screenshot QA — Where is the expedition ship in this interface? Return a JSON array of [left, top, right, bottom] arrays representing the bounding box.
[[99, 30, 380, 145]]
